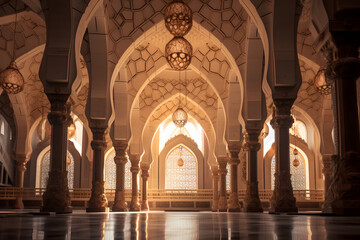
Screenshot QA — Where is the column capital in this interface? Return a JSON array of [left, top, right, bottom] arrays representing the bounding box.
[[141, 169, 149, 179], [272, 99, 294, 116], [91, 127, 107, 141], [130, 166, 140, 173], [91, 140, 107, 151], [16, 161, 27, 172], [113, 140, 128, 165], [211, 166, 219, 177], [270, 114, 293, 129], [245, 141, 261, 152]]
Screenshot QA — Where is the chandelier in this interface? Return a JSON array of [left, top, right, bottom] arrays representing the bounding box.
[[0, 1, 24, 94], [172, 106, 188, 128], [0, 62, 24, 94], [313, 68, 331, 95], [292, 121, 300, 168], [164, 0, 193, 71], [165, 37, 192, 71], [164, 0, 193, 37]]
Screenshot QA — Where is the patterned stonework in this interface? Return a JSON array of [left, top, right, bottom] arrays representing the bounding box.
[[294, 59, 324, 124], [107, 0, 248, 71], [139, 76, 218, 125], [0, 12, 46, 70], [16, 51, 50, 123], [148, 95, 214, 141]]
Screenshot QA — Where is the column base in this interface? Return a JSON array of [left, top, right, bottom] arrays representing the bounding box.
[[88, 181, 108, 211], [112, 201, 128, 212], [13, 197, 24, 209], [129, 199, 141, 211], [322, 152, 360, 215], [270, 171, 298, 213], [218, 196, 228, 212], [244, 181, 263, 212], [86, 207, 109, 212], [227, 193, 241, 212], [141, 200, 149, 211], [112, 191, 128, 212], [42, 170, 71, 213]]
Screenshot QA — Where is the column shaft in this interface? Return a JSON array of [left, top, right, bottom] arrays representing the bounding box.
[[130, 162, 140, 211], [42, 99, 71, 213], [87, 127, 108, 212], [113, 141, 128, 211], [217, 159, 228, 212], [269, 102, 298, 213], [141, 168, 149, 211], [244, 131, 263, 212], [227, 145, 241, 212], [14, 159, 28, 209], [211, 167, 219, 212], [323, 55, 360, 215]]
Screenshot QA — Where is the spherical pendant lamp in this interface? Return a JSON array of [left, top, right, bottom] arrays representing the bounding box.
[[0, 62, 24, 94], [165, 37, 192, 71], [293, 157, 300, 167], [164, 0, 193, 37], [177, 157, 184, 167], [172, 107, 188, 128], [314, 68, 331, 95]]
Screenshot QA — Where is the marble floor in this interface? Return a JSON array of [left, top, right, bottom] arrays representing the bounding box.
[[0, 210, 360, 239]]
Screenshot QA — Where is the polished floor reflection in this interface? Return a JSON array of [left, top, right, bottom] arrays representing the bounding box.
[[0, 210, 360, 239]]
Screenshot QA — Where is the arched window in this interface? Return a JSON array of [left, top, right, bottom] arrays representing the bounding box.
[[105, 151, 131, 190], [40, 150, 74, 188], [270, 147, 306, 190], [165, 145, 197, 189], [226, 164, 230, 191]]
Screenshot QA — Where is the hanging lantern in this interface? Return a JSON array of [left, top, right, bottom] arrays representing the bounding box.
[[314, 68, 331, 95], [36, 117, 51, 141], [177, 157, 184, 167], [0, 62, 24, 94], [293, 157, 300, 167], [172, 107, 188, 128], [68, 122, 76, 139], [164, 0, 193, 37], [293, 148, 299, 156], [165, 37, 192, 70]]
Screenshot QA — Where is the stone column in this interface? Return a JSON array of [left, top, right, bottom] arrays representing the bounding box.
[[14, 157, 28, 209], [323, 52, 360, 215], [129, 158, 140, 211], [87, 127, 108, 212], [227, 144, 241, 212], [243, 130, 263, 212], [211, 166, 219, 212], [42, 98, 71, 213], [269, 102, 298, 213], [141, 166, 149, 211], [322, 155, 333, 196], [112, 140, 128, 212], [217, 157, 228, 212]]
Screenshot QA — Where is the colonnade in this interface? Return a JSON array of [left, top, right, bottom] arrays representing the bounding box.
[[9, 0, 360, 216]]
